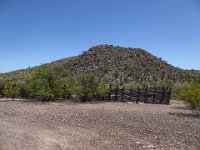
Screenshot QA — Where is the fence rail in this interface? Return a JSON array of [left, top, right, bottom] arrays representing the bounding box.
[[108, 85, 171, 105], [0, 84, 171, 104]]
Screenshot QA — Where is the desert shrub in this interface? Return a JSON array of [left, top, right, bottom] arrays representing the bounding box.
[[26, 66, 62, 101], [124, 83, 133, 90], [18, 82, 30, 98], [78, 72, 98, 101], [114, 71, 120, 79], [150, 80, 159, 87], [0, 77, 6, 95], [0, 77, 6, 85], [104, 65, 110, 73], [124, 82, 149, 90], [140, 81, 149, 89], [2, 83, 20, 98], [195, 74, 200, 84], [171, 83, 183, 99], [62, 76, 78, 99], [178, 83, 200, 112], [158, 80, 173, 88], [34, 88, 55, 101], [96, 84, 108, 96]]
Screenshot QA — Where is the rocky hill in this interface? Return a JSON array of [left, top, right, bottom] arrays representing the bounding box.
[[1, 44, 199, 84]]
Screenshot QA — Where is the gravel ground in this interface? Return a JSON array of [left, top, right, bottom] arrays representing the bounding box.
[[0, 99, 199, 150]]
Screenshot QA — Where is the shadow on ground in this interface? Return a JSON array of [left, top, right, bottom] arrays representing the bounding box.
[[169, 112, 200, 118]]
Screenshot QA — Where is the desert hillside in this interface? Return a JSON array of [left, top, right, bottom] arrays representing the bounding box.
[[1, 44, 199, 84]]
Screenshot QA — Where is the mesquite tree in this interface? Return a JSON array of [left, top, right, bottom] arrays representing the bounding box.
[[26, 65, 62, 101]]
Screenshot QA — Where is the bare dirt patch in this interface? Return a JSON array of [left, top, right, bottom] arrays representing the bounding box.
[[0, 99, 199, 150]]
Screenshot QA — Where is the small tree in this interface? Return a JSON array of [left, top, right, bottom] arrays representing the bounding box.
[[26, 66, 61, 101], [0, 77, 6, 95], [96, 84, 108, 99], [78, 72, 99, 102], [62, 76, 77, 99], [179, 83, 200, 112], [2, 83, 20, 98], [171, 83, 183, 99], [18, 81, 30, 98]]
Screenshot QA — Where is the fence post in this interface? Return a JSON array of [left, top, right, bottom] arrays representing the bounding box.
[[121, 86, 125, 102], [129, 87, 133, 102], [136, 87, 140, 103], [144, 88, 148, 103], [115, 85, 118, 101], [153, 88, 156, 103], [160, 88, 166, 104], [108, 85, 112, 100], [167, 88, 172, 105]]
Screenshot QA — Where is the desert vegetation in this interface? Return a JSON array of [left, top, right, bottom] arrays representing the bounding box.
[[0, 45, 200, 150], [0, 45, 200, 112], [1, 45, 199, 84], [1, 65, 200, 113], [0, 65, 108, 102], [179, 83, 200, 113]]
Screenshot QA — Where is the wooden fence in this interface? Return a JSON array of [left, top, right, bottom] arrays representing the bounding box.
[[108, 85, 171, 105], [0, 83, 171, 104]]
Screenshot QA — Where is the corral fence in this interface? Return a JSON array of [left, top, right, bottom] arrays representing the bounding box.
[[107, 85, 171, 105], [0, 83, 171, 104]]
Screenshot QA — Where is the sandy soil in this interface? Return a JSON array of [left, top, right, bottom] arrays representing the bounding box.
[[0, 99, 199, 150]]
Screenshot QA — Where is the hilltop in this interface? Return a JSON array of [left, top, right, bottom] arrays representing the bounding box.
[[1, 44, 199, 84]]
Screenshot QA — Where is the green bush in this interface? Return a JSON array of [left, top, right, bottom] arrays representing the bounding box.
[[26, 66, 62, 101], [0, 77, 6, 85], [0, 77, 6, 95], [18, 82, 30, 98], [96, 84, 108, 96], [35, 88, 55, 101], [62, 76, 78, 98], [171, 83, 183, 99], [77, 72, 107, 101], [13, 69, 108, 102], [2, 83, 20, 98], [158, 80, 173, 88], [179, 83, 200, 112], [78, 72, 98, 101]]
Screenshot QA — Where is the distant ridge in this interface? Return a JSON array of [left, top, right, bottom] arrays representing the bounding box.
[[1, 44, 199, 84]]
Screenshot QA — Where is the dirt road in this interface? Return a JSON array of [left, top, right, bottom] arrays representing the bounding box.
[[0, 99, 199, 150]]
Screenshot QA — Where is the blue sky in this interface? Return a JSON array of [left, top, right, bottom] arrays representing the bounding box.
[[0, 0, 200, 73]]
